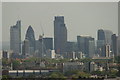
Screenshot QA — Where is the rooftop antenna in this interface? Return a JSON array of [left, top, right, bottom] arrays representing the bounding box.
[[41, 23, 44, 37]]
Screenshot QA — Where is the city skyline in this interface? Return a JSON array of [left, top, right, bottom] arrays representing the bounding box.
[[1, 2, 120, 79], [8, 19, 119, 57], [2, 2, 118, 42]]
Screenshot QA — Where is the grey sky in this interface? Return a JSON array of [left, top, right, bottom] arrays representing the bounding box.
[[2, 2, 118, 42]]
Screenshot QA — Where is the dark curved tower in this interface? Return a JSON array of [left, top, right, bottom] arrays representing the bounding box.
[[25, 25, 35, 54]]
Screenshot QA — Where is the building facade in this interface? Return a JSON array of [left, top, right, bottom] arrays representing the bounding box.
[[2, 51, 9, 59], [77, 35, 94, 57], [63, 62, 84, 73], [111, 34, 117, 56], [102, 44, 111, 57], [97, 40, 105, 56], [97, 29, 113, 57], [10, 20, 21, 55], [43, 38, 53, 50], [46, 50, 56, 59], [25, 25, 35, 55], [89, 62, 98, 72], [66, 41, 78, 53], [117, 35, 120, 56], [35, 36, 44, 58], [35, 36, 53, 58], [88, 39, 95, 58], [98, 29, 113, 45], [22, 39, 30, 56], [54, 16, 67, 54]]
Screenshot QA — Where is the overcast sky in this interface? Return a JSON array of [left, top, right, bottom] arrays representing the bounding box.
[[2, 2, 118, 42]]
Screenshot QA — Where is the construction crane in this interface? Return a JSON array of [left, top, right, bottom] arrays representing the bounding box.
[[39, 23, 47, 68], [40, 23, 46, 58]]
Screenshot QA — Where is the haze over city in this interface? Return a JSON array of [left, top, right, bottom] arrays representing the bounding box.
[[1, 2, 120, 79], [2, 2, 118, 43]]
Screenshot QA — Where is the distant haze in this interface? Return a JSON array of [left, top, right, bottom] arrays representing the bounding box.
[[2, 2, 118, 42]]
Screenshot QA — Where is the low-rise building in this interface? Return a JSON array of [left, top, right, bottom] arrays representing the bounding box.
[[89, 62, 98, 72], [63, 62, 84, 73], [46, 49, 56, 59], [76, 52, 85, 59], [63, 52, 76, 59]]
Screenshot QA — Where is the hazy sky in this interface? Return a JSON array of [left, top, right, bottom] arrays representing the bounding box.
[[2, 2, 118, 42]]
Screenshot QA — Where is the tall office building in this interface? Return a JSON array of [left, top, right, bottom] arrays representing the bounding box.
[[97, 29, 105, 56], [35, 35, 45, 58], [98, 29, 113, 45], [43, 38, 53, 50], [22, 39, 30, 56], [10, 20, 21, 55], [117, 1, 120, 56], [35, 37, 53, 58], [66, 41, 78, 52], [25, 25, 35, 55], [77, 35, 94, 57], [111, 34, 117, 56], [97, 29, 113, 57], [88, 39, 95, 58], [117, 35, 120, 56], [97, 40, 105, 56], [54, 16, 67, 54]]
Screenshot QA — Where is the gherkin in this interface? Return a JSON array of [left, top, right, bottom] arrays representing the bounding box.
[[25, 25, 35, 55]]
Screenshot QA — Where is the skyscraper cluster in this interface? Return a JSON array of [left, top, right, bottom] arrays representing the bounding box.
[[10, 21, 53, 58], [77, 35, 95, 57], [10, 16, 120, 59]]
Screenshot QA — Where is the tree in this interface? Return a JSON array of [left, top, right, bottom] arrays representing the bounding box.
[[77, 71, 91, 78], [49, 72, 66, 78], [108, 69, 117, 77], [2, 75, 11, 80], [2, 58, 10, 66], [115, 56, 120, 77], [79, 58, 92, 63], [64, 70, 78, 77], [91, 71, 102, 76], [12, 59, 20, 69], [65, 70, 91, 78]]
